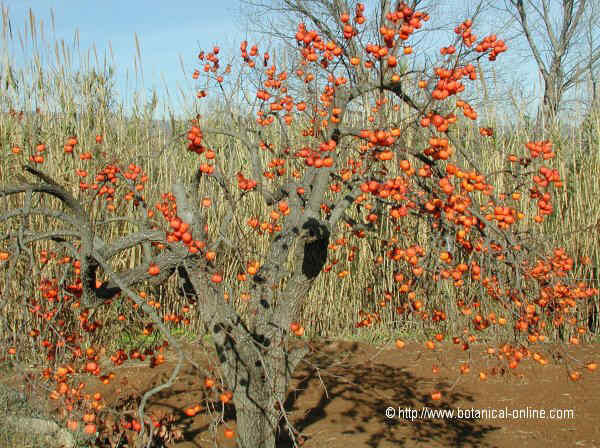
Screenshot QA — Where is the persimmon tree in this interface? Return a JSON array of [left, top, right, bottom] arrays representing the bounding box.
[[1, 1, 598, 448]]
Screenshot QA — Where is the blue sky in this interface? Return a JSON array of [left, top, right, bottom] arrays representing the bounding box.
[[2, 0, 248, 119]]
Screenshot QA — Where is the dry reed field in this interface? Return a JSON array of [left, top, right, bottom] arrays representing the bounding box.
[[1, 1, 600, 447]]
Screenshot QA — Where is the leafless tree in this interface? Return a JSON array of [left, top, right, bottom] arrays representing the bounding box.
[[583, 1, 600, 119], [504, 0, 600, 131]]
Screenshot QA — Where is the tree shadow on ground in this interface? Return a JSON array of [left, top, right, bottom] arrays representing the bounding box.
[[278, 342, 499, 447], [99, 342, 500, 447]]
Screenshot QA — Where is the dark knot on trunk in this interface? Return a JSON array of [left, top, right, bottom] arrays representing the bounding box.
[[301, 218, 330, 279]]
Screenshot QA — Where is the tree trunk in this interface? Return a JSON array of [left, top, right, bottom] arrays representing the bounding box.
[[220, 339, 307, 448], [538, 93, 559, 132], [537, 70, 564, 133], [213, 217, 325, 447], [235, 395, 280, 448], [230, 347, 286, 448]]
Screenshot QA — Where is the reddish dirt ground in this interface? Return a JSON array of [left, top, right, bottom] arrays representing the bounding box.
[[7, 340, 600, 447]]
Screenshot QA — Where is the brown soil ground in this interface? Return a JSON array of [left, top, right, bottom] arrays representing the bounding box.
[[6, 340, 600, 448]]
